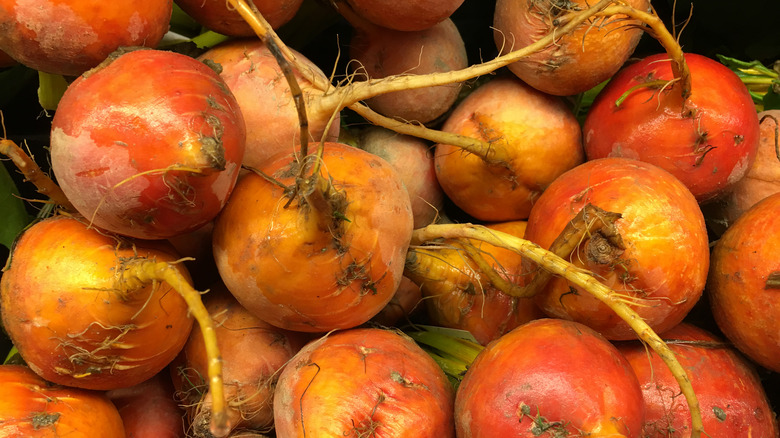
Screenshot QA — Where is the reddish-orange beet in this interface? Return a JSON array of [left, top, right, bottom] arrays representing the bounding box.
[[584, 53, 760, 203], [455, 318, 645, 437], [0, 364, 126, 437], [0, 0, 172, 76], [617, 323, 779, 437], [708, 192, 780, 373], [274, 328, 455, 437], [175, 0, 303, 36], [50, 48, 246, 240], [524, 158, 709, 340]]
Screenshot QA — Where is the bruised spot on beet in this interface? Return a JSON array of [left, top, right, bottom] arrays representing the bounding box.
[[31, 412, 61, 429]]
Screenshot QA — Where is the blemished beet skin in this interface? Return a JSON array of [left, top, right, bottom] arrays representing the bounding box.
[[0, 0, 172, 76], [0, 364, 126, 437], [708, 192, 780, 373], [617, 323, 779, 437], [435, 76, 584, 221], [455, 318, 645, 437], [0, 216, 194, 390], [524, 158, 709, 340], [274, 328, 455, 437], [583, 53, 760, 203], [493, 0, 648, 96], [51, 48, 246, 240], [212, 142, 413, 332]]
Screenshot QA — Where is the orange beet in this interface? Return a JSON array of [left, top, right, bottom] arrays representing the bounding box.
[[274, 328, 455, 437], [435, 75, 584, 221], [708, 192, 780, 373], [212, 142, 413, 332], [493, 0, 648, 96], [405, 220, 543, 345], [524, 158, 709, 340], [0, 0, 172, 76], [0, 365, 126, 437], [0, 215, 194, 390]]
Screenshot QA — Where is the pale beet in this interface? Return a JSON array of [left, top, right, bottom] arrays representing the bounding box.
[[524, 158, 709, 340], [274, 328, 455, 437], [171, 287, 308, 437], [198, 39, 339, 169], [435, 75, 584, 221], [358, 126, 444, 228], [51, 48, 246, 240], [370, 276, 424, 327], [717, 110, 780, 224], [107, 371, 186, 438], [0, 0, 172, 76], [348, 17, 468, 124]]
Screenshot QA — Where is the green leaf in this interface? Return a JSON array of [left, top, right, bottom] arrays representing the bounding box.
[[764, 88, 780, 111], [37, 71, 69, 111], [0, 162, 31, 250]]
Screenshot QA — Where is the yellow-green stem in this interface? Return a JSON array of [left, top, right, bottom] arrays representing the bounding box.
[[411, 223, 704, 438], [120, 260, 228, 438]]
